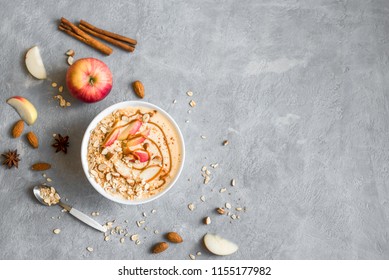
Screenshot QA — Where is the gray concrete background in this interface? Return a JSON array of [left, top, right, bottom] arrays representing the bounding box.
[[0, 0, 389, 260]]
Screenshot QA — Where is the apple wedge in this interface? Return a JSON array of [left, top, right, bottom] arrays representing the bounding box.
[[117, 120, 142, 140], [113, 159, 132, 178], [25, 46, 47, 79], [133, 150, 149, 163], [102, 120, 127, 147], [6, 96, 38, 125], [203, 233, 238, 256], [126, 129, 150, 147], [140, 166, 161, 181]]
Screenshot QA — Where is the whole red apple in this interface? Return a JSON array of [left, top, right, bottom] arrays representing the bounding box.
[[66, 58, 113, 103]]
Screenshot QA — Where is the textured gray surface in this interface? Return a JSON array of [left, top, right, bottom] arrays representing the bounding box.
[[0, 0, 389, 260]]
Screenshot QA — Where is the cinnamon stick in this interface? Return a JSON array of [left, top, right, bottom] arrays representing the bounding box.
[[59, 17, 113, 55], [80, 20, 137, 46], [79, 24, 135, 52]]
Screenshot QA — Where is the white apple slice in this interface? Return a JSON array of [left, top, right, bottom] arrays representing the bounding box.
[[7, 96, 38, 125], [139, 166, 161, 181], [113, 159, 132, 178], [203, 233, 239, 256], [25, 46, 47, 79]]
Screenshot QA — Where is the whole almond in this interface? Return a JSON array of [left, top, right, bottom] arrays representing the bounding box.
[[132, 81, 144, 98], [166, 232, 183, 243], [31, 162, 51, 171], [152, 242, 168, 254], [26, 131, 39, 148], [12, 120, 24, 138]]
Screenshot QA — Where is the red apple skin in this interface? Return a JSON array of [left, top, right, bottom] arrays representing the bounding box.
[[66, 58, 113, 103]]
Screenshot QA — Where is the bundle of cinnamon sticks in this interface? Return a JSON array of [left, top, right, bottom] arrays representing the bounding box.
[[59, 17, 137, 55]]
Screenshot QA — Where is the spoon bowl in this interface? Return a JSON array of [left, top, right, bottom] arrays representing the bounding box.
[[33, 185, 53, 206]]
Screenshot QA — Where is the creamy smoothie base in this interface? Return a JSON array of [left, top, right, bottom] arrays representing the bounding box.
[[87, 106, 182, 200]]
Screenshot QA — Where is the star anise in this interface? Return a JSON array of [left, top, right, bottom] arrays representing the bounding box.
[[2, 149, 20, 168], [52, 134, 70, 154]]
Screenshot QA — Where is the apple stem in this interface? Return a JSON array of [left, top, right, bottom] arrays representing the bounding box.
[[89, 77, 94, 86]]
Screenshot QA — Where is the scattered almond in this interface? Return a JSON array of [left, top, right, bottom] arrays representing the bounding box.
[[166, 232, 183, 243], [31, 162, 51, 171], [132, 80, 145, 98], [12, 120, 24, 138], [26, 131, 39, 148], [216, 207, 225, 215], [152, 242, 168, 254]]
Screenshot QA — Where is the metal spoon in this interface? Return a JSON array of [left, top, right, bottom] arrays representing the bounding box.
[[33, 185, 106, 233]]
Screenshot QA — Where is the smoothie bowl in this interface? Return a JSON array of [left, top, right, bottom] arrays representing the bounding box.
[[81, 101, 185, 205]]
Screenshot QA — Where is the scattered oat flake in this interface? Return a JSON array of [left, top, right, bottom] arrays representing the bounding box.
[[86, 247, 93, 252], [204, 216, 211, 225], [46, 178, 52, 182], [200, 195, 206, 202], [236, 207, 243, 211], [143, 212, 147, 217], [131, 234, 139, 241], [223, 140, 229, 146], [186, 91, 193, 97], [189, 100, 196, 107], [154, 230, 159, 234], [135, 239, 141, 245], [188, 203, 195, 211], [231, 179, 236, 186], [104, 236, 110, 241], [210, 163, 219, 168], [220, 188, 227, 193], [196, 251, 202, 256], [151, 209, 156, 214], [173, 99, 177, 104], [231, 214, 237, 220], [204, 176, 210, 184], [185, 120, 189, 123], [58, 86, 64, 93], [67, 56, 74, 65], [120, 238, 125, 243], [225, 203, 232, 209], [51, 82, 57, 88], [53, 229, 61, 234], [201, 166, 207, 172], [189, 254, 196, 260], [201, 135, 206, 139]]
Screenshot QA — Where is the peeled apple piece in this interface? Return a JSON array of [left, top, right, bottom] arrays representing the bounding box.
[[203, 233, 238, 256], [25, 46, 47, 79]]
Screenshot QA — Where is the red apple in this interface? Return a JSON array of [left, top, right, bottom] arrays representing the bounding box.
[[66, 58, 113, 103]]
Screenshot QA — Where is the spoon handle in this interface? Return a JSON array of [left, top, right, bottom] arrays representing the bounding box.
[[68, 208, 107, 233]]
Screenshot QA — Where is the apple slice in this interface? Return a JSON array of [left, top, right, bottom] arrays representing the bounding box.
[[25, 46, 47, 79], [203, 233, 238, 256], [133, 150, 149, 163], [140, 166, 161, 181], [102, 120, 128, 147], [117, 120, 142, 140], [113, 160, 132, 178], [126, 129, 150, 147], [7, 96, 38, 125]]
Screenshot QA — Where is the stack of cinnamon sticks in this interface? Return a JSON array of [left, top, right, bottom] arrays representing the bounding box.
[[59, 17, 137, 55]]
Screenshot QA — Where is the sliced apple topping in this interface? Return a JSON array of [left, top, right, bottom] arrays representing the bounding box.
[[133, 150, 149, 163], [139, 165, 162, 181], [113, 159, 132, 178], [6, 96, 38, 125], [25, 46, 47, 79], [117, 120, 142, 140], [126, 129, 150, 147]]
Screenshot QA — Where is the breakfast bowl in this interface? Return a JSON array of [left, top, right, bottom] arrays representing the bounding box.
[[81, 101, 185, 205]]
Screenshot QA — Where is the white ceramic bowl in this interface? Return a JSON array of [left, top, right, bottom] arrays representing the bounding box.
[[81, 101, 185, 205]]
